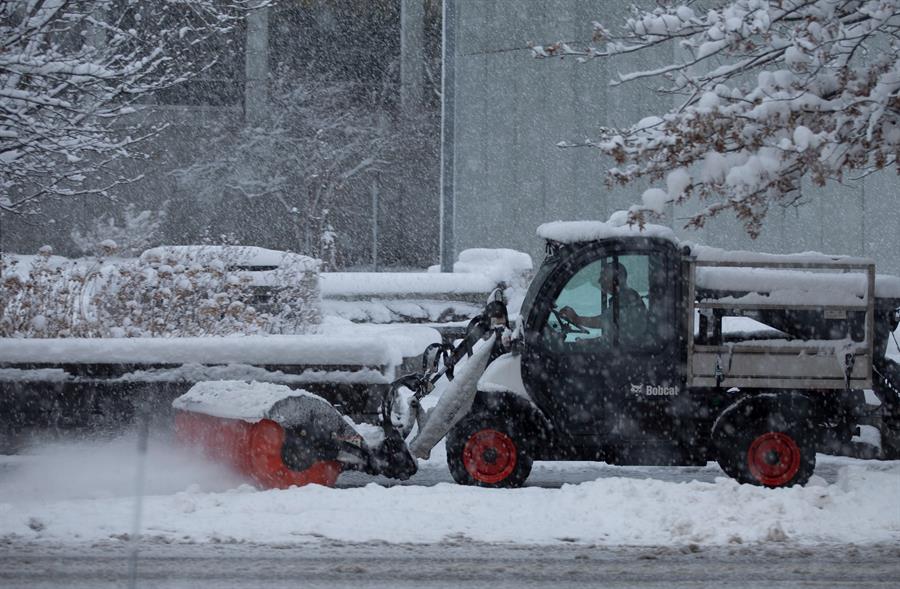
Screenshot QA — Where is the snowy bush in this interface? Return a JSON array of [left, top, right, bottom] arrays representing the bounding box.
[[0, 247, 320, 338]]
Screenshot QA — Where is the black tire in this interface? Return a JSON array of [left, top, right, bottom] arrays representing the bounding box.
[[713, 398, 816, 487], [881, 418, 900, 460], [446, 413, 533, 488]]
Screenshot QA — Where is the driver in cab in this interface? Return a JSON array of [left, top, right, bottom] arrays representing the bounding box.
[[558, 261, 646, 336]]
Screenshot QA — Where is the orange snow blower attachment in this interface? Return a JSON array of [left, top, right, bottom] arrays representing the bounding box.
[[172, 314, 504, 489], [173, 381, 356, 489]]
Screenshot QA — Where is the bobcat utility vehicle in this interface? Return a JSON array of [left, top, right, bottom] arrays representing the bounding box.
[[175, 222, 900, 489]]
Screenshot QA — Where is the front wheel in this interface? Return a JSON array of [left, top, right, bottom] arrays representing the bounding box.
[[446, 415, 532, 488]]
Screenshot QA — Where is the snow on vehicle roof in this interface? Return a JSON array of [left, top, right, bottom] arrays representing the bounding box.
[[139, 245, 319, 271], [172, 380, 324, 423], [0, 324, 440, 368], [536, 220, 677, 244]]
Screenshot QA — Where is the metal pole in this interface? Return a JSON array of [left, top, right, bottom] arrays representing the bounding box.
[[439, 0, 456, 272], [371, 180, 379, 271], [244, 5, 269, 125], [400, 0, 425, 110]]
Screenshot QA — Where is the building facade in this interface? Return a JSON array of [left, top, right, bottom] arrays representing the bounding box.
[[448, 0, 900, 274]]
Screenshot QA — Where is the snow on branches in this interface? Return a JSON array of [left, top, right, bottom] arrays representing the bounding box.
[[539, 0, 900, 236], [0, 0, 264, 215]]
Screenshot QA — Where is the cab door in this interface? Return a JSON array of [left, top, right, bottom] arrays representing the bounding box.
[[521, 239, 682, 443]]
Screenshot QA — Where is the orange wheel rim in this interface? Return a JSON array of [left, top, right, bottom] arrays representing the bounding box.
[[747, 432, 801, 487], [462, 429, 517, 484]]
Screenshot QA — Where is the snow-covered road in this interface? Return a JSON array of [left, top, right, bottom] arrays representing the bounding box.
[[3, 540, 899, 589], [1, 433, 898, 549]]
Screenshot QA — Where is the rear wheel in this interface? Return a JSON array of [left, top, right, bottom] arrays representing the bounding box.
[[446, 415, 532, 488], [713, 399, 816, 487]]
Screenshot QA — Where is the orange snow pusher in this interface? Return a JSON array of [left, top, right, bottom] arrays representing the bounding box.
[[173, 304, 505, 489]]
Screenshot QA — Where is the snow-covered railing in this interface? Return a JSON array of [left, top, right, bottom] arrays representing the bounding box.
[[0, 324, 439, 381], [0, 324, 442, 430], [320, 248, 533, 325]]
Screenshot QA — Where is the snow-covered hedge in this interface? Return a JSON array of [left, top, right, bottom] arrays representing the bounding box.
[[0, 246, 320, 338]]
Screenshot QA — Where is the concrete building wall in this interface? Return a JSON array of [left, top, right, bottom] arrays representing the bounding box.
[[451, 1, 900, 275]]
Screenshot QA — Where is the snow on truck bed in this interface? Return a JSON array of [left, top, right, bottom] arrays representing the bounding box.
[[0, 323, 440, 369]]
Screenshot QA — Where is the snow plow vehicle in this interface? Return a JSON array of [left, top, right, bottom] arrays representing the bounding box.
[[174, 222, 900, 489]]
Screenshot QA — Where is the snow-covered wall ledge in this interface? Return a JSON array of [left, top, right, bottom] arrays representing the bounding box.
[[0, 324, 440, 373]]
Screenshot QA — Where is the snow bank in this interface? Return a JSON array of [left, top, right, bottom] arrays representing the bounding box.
[[2, 461, 897, 547]]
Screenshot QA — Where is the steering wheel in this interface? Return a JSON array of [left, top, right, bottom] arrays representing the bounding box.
[[550, 307, 590, 335]]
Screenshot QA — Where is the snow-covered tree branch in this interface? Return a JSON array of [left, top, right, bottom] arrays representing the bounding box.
[[0, 0, 264, 215], [539, 0, 900, 236]]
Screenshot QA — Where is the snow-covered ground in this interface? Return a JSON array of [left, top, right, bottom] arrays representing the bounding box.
[[1, 432, 897, 549]]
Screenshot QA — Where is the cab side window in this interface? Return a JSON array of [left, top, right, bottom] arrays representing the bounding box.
[[546, 252, 661, 348], [549, 260, 605, 342]]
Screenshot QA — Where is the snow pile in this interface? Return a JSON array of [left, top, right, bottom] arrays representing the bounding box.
[[429, 248, 534, 287], [1, 460, 897, 547], [322, 250, 531, 299]]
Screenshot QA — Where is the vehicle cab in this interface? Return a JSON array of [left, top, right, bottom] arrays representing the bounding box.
[[514, 222, 689, 461]]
